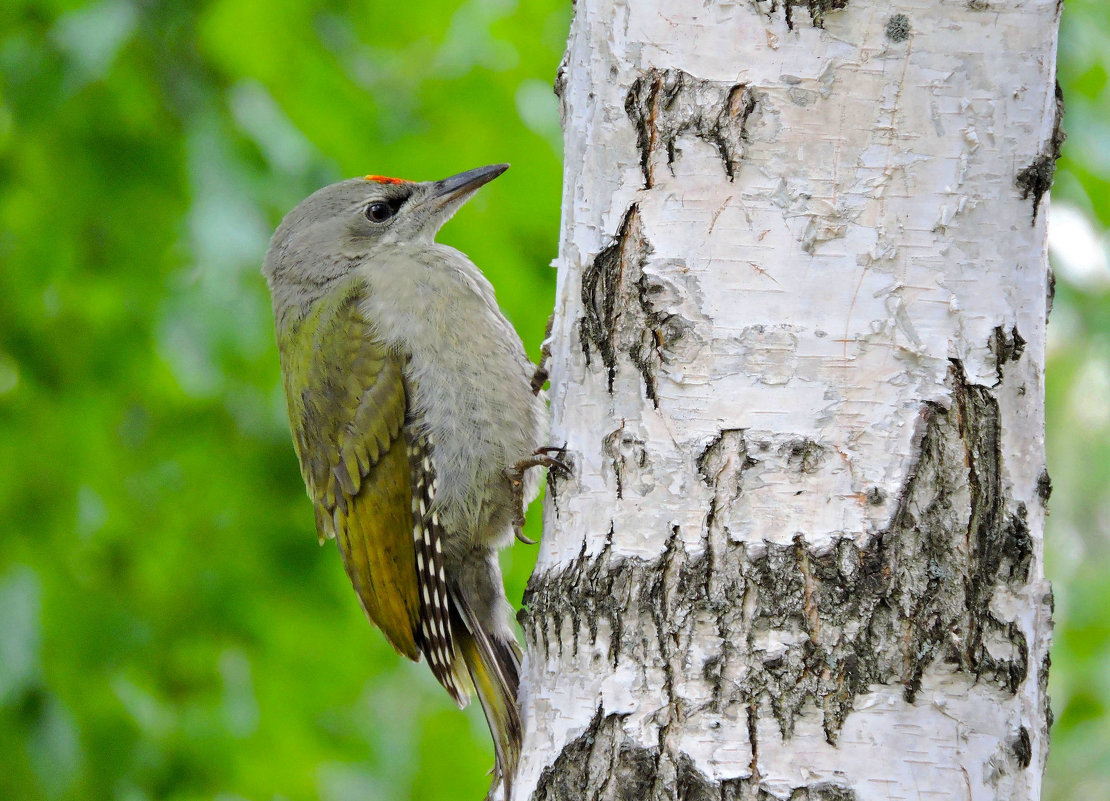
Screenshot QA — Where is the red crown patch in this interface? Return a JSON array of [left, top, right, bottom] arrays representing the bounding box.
[[363, 175, 409, 185]]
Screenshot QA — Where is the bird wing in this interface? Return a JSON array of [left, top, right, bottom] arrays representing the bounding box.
[[282, 284, 421, 660]]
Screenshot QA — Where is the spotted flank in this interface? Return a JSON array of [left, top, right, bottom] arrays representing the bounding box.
[[408, 432, 465, 706], [363, 174, 409, 185]]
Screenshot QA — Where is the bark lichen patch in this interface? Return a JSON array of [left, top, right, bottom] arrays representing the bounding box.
[[1015, 81, 1066, 224], [625, 68, 757, 187], [529, 706, 858, 801], [578, 205, 700, 407], [885, 13, 910, 42], [523, 363, 1032, 745]]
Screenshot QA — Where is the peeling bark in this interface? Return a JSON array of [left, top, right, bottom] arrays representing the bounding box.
[[626, 69, 758, 186], [524, 1, 1058, 799]]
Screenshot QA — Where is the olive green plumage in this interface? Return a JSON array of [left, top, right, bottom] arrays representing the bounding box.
[[280, 285, 420, 659], [262, 165, 545, 800]]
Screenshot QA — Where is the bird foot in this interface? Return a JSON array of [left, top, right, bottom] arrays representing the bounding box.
[[505, 446, 572, 544]]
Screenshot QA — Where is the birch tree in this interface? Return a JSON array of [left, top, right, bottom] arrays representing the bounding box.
[[517, 1, 1060, 799]]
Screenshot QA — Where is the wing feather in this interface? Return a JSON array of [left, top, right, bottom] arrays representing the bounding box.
[[280, 285, 421, 660]]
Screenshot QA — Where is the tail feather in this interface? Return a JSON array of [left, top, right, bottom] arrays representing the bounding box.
[[452, 591, 522, 801]]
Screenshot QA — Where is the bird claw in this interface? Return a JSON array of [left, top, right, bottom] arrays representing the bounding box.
[[527, 446, 572, 477], [505, 446, 573, 546]]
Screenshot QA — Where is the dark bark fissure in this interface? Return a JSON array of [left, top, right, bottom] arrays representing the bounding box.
[[578, 206, 695, 408], [579, 205, 649, 398], [989, 325, 1026, 386], [1039, 651, 1054, 733], [754, 0, 850, 31], [524, 354, 1042, 798], [1015, 81, 1065, 224], [602, 421, 648, 501], [697, 429, 760, 535], [626, 68, 758, 188], [1036, 469, 1052, 506], [531, 707, 857, 801]]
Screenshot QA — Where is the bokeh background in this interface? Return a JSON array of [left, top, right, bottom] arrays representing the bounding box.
[[0, 1, 1104, 799]]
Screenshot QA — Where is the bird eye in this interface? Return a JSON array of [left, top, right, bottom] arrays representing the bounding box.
[[365, 202, 394, 223]]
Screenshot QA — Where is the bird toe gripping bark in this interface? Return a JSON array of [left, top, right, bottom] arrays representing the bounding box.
[[505, 448, 571, 544]]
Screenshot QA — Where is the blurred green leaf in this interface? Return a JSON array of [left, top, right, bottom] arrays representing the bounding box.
[[0, 0, 563, 798]]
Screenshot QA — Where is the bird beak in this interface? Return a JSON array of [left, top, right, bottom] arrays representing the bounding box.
[[427, 164, 509, 213], [409, 164, 509, 240]]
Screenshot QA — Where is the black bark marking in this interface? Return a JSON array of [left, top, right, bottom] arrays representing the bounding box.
[[578, 206, 694, 408], [523, 361, 1033, 748], [530, 707, 857, 801], [1000, 504, 1033, 584], [698, 429, 759, 535], [885, 13, 910, 42], [1046, 266, 1056, 322], [603, 422, 649, 501], [1036, 469, 1052, 506], [1012, 726, 1032, 768], [626, 69, 757, 187], [989, 325, 1026, 386], [1015, 157, 1055, 224], [782, 438, 827, 474], [1039, 651, 1054, 732], [1015, 81, 1065, 224], [632, 273, 668, 406], [756, 0, 849, 30], [579, 206, 651, 391]]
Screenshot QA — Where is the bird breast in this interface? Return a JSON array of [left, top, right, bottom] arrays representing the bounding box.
[[357, 244, 547, 547]]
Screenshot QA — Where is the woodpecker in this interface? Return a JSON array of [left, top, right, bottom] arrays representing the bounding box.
[[262, 164, 554, 800]]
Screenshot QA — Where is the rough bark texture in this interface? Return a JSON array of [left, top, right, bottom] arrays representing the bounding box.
[[520, 2, 1059, 799]]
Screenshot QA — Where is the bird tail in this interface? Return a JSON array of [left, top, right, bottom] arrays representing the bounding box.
[[451, 592, 522, 801]]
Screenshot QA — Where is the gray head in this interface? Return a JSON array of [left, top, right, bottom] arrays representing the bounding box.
[[262, 164, 508, 300]]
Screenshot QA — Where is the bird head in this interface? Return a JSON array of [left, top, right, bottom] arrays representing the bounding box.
[[262, 164, 508, 294]]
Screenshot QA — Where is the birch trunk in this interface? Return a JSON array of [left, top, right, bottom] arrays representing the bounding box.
[[517, 1, 1060, 799]]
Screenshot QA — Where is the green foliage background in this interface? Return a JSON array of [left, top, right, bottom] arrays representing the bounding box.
[[0, 2, 1104, 799]]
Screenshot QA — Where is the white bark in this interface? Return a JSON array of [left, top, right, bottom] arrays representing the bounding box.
[[519, 1, 1059, 800]]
